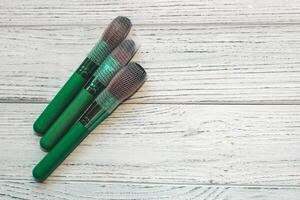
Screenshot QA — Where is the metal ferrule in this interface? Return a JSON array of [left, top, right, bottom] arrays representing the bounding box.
[[95, 90, 119, 114], [79, 90, 118, 129], [84, 78, 106, 96], [87, 40, 110, 66], [76, 40, 110, 79], [76, 57, 99, 79], [79, 101, 103, 127], [84, 56, 119, 95]]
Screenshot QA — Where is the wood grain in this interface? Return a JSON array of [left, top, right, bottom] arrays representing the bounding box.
[[1, 0, 300, 197], [1, 103, 300, 185], [1, 24, 300, 104], [1, 0, 300, 26], [1, 180, 300, 200]]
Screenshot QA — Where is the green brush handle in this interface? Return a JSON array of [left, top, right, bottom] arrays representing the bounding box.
[[33, 72, 86, 134], [33, 122, 89, 182], [33, 110, 108, 182], [33, 40, 109, 135], [40, 89, 95, 151]]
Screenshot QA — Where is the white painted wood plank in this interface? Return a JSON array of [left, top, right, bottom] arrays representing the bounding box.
[[1, 180, 300, 200], [1, 0, 300, 26], [1, 25, 300, 104], [1, 103, 300, 185]]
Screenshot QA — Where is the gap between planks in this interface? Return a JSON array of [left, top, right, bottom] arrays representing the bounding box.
[[1, 103, 300, 185], [1, 24, 300, 104], [2, 101, 300, 106], [1, 22, 300, 28], [2, 180, 300, 200], [1, 179, 300, 189], [1, 0, 300, 26]]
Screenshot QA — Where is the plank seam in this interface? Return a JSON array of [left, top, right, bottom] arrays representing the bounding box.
[[1, 178, 300, 188], [1, 22, 300, 28], [1, 101, 300, 106]]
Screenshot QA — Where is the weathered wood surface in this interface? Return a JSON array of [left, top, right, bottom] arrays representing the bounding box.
[[1, 180, 300, 200], [1, 0, 300, 26], [1, 103, 300, 185], [1, 0, 300, 198], [1, 25, 300, 104]]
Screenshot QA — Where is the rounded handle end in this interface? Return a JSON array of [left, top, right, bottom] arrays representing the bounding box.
[[40, 137, 51, 152], [33, 120, 45, 135], [32, 165, 47, 182]]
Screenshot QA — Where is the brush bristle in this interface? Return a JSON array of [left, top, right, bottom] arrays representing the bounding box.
[[102, 16, 132, 49], [95, 39, 136, 86], [106, 62, 146, 102], [110, 39, 136, 66]]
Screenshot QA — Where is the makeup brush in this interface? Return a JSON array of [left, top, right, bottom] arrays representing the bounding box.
[[40, 39, 137, 151], [33, 63, 146, 182], [33, 16, 132, 135]]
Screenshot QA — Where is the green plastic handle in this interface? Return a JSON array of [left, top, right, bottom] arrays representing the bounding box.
[[33, 122, 89, 182], [40, 89, 95, 151], [33, 72, 86, 134]]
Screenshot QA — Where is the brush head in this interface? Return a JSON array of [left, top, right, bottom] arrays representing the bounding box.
[[102, 16, 132, 49], [107, 62, 146, 102], [110, 39, 136, 66], [87, 16, 131, 67], [95, 39, 136, 86], [82, 63, 145, 129]]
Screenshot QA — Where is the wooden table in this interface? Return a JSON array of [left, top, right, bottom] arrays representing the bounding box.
[[1, 0, 300, 199]]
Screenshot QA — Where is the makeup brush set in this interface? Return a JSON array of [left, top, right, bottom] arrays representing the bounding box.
[[32, 16, 146, 182]]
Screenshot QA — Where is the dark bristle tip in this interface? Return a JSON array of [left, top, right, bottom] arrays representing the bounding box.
[[120, 39, 136, 53], [125, 62, 147, 80], [102, 16, 132, 48], [128, 62, 146, 74], [107, 62, 146, 102], [111, 39, 136, 65], [115, 16, 132, 27]]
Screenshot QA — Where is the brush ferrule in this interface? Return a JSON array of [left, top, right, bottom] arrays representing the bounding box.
[[85, 55, 120, 95], [79, 102, 108, 130], [85, 79, 106, 96], [95, 90, 119, 114], [79, 90, 118, 129], [76, 57, 99, 79], [87, 40, 110, 66], [95, 56, 120, 85], [79, 102, 102, 127]]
